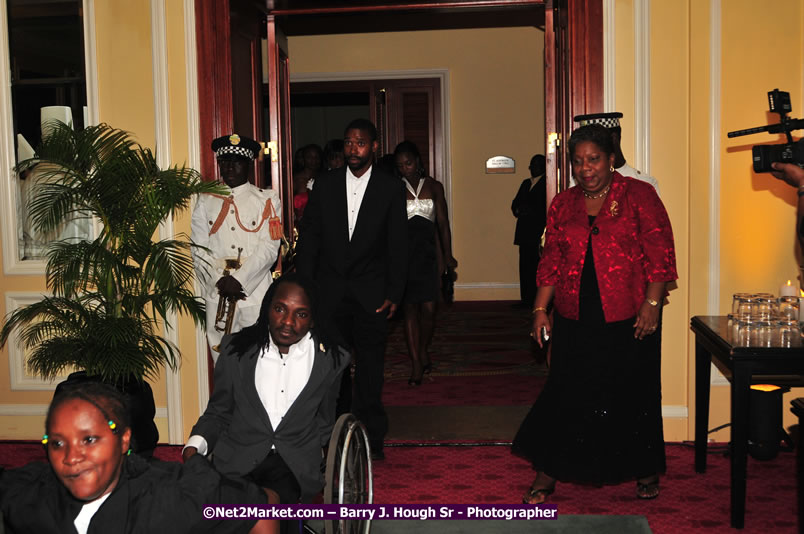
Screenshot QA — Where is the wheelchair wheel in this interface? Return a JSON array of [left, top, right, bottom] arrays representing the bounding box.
[[324, 413, 373, 534]]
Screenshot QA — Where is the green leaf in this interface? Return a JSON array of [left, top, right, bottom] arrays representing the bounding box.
[[4, 123, 213, 383]]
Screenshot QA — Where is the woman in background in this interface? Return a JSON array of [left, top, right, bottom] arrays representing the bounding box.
[[292, 144, 323, 222], [323, 139, 345, 171], [0, 381, 271, 533], [513, 124, 677, 503], [393, 141, 457, 386]]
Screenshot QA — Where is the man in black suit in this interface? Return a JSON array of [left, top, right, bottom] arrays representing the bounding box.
[[295, 118, 407, 460], [184, 274, 350, 514], [511, 154, 547, 308]]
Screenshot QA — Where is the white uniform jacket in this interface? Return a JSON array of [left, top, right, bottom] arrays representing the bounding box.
[[191, 182, 281, 312]]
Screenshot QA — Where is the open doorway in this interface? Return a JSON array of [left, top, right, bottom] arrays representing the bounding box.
[[290, 90, 369, 157], [290, 76, 445, 184]]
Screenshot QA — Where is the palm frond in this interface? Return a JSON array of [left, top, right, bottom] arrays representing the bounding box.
[[3, 123, 211, 383]]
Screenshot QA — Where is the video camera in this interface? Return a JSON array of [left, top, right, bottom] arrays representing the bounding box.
[[727, 89, 804, 173]]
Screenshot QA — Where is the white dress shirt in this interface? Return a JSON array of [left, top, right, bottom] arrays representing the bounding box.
[[184, 332, 316, 455], [73, 493, 111, 534], [254, 332, 316, 431], [346, 165, 373, 240]]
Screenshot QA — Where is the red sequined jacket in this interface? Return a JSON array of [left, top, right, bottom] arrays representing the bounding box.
[[537, 173, 677, 322]]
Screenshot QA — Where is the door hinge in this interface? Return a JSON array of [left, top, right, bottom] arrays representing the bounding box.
[[262, 140, 278, 162], [547, 132, 560, 154]]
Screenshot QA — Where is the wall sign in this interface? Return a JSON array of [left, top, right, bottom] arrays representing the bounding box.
[[485, 155, 515, 174]]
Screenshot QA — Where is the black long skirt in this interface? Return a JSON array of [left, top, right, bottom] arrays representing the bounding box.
[[512, 242, 665, 484], [404, 215, 439, 304]]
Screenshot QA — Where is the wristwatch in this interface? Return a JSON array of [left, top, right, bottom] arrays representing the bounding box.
[[645, 298, 659, 307]]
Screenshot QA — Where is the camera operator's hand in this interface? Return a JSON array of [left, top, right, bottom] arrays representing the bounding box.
[[771, 162, 804, 189]]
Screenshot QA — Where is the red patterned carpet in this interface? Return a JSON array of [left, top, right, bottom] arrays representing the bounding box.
[[0, 441, 796, 533], [382, 301, 546, 407], [371, 443, 797, 534]]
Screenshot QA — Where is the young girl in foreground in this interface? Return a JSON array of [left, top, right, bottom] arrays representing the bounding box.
[[0, 381, 274, 533]]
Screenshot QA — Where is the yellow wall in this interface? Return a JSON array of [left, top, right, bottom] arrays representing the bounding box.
[[165, 0, 205, 443], [0, 0, 204, 441], [289, 27, 545, 301], [616, 0, 804, 441], [719, 0, 804, 436]]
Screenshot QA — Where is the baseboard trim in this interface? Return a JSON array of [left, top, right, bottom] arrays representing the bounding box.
[[455, 283, 519, 290], [662, 405, 688, 419]]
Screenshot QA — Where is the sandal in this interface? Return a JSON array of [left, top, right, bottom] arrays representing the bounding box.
[[522, 476, 555, 504], [522, 486, 554, 504], [636, 476, 660, 500]]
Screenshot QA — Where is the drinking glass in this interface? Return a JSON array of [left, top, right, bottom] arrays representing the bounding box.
[[778, 320, 802, 347], [734, 296, 759, 321], [736, 319, 757, 347], [778, 296, 800, 321], [727, 316, 740, 343], [756, 297, 779, 321], [732, 293, 755, 317], [755, 320, 776, 347]]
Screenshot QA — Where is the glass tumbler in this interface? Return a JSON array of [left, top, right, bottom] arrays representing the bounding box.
[[736, 319, 757, 347], [756, 297, 779, 321], [778, 320, 802, 347], [755, 320, 776, 347], [734, 296, 759, 321], [732, 293, 755, 317], [779, 296, 800, 321]]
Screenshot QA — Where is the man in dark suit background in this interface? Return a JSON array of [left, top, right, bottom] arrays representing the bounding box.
[[295, 118, 407, 460], [511, 154, 547, 308]]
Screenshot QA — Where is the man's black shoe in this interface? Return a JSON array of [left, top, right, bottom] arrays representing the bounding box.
[[370, 448, 385, 461]]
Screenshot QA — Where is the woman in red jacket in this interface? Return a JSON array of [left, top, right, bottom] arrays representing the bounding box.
[[513, 124, 677, 504]]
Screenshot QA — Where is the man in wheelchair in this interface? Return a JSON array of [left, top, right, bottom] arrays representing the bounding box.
[[184, 273, 350, 531]]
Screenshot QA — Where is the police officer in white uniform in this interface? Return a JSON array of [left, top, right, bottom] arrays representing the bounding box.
[[191, 134, 282, 359], [571, 112, 661, 196]]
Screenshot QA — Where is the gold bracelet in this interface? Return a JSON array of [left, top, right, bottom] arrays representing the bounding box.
[[532, 306, 548, 314]]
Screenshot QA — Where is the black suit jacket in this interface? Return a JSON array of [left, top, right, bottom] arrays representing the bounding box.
[[189, 334, 350, 502], [511, 175, 547, 246], [296, 166, 408, 315]]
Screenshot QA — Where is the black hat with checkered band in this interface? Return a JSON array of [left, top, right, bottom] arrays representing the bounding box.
[[573, 112, 623, 129], [211, 133, 261, 160]]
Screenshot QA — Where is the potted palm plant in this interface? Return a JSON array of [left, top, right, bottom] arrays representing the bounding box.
[[0, 122, 223, 453]]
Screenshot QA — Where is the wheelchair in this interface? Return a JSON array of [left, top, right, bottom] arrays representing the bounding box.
[[303, 413, 374, 534]]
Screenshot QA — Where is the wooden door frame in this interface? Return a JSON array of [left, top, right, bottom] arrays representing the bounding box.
[[194, 0, 603, 203], [265, 15, 293, 232], [544, 0, 604, 200], [194, 0, 235, 183], [290, 70, 451, 218]]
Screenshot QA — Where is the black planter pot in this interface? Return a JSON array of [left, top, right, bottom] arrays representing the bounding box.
[[53, 371, 159, 457]]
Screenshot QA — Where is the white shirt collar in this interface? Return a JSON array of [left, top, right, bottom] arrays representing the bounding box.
[[346, 164, 373, 182], [345, 165, 373, 240], [267, 331, 314, 360], [74, 492, 112, 534]]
